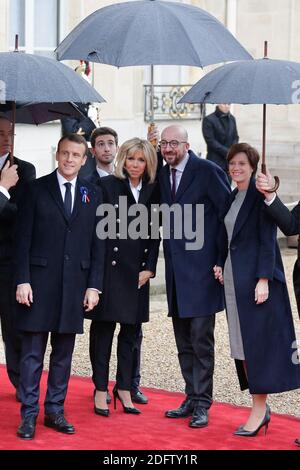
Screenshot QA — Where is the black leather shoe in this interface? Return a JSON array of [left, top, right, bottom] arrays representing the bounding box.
[[17, 416, 36, 440], [131, 389, 148, 405], [165, 397, 194, 418], [44, 413, 75, 434], [106, 390, 111, 405], [295, 438, 300, 446], [94, 389, 109, 417], [189, 406, 208, 428]]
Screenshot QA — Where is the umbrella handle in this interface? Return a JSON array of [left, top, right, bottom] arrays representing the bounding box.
[[261, 163, 280, 192]]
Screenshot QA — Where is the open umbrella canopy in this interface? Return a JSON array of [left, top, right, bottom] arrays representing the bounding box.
[[0, 51, 105, 103], [56, 0, 252, 67], [179, 58, 300, 104], [0, 102, 84, 125]]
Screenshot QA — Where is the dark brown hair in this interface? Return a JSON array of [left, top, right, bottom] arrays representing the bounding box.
[[91, 126, 118, 148], [57, 133, 88, 156], [227, 143, 260, 174]]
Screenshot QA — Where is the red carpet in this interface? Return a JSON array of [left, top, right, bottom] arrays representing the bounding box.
[[0, 365, 299, 451]]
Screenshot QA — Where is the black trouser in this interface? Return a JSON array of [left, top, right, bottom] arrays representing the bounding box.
[[172, 315, 215, 409], [0, 268, 22, 390], [90, 321, 140, 391], [19, 331, 76, 418], [131, 325, 143, 392]]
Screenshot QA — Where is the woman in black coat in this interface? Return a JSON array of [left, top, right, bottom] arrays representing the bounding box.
[[214, 143, 300, 437], [89, 138, 160, 416]]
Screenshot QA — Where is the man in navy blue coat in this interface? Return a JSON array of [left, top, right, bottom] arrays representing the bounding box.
[[159, 125, 230, 428], [14, 134, 105, 440]]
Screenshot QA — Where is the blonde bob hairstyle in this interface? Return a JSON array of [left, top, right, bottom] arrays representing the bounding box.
[[115, 138, 157, 184]]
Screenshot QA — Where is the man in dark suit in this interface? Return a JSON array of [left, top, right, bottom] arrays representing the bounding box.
[[202, 104, 239, 182], [0, 117, 36, 397], [14, 134, 105, 440], [158, 125, 230, 428], [88, 126, 148, 406]]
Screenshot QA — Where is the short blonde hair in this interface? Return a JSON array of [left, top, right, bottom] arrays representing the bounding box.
[[115, 138, 157, 183]]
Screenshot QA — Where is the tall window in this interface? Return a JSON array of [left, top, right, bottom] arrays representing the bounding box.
[[9, 0, 59, 57]]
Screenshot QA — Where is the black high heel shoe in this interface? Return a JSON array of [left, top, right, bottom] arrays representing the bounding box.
[[94, 389, 110, 417], [113, 385, 141, 414], [234, 405, 271, 437]]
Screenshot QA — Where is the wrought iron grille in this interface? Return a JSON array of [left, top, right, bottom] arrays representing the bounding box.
[[144, 84, 204, 122]]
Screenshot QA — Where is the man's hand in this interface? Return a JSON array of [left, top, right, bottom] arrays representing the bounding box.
[[147, 124, 160, 149], [138, 270, 154, 288], [16, 283, 33, 307], [83, 288, 99, 312], [256, 170, 276, 201], [0, 161, 19, 190]]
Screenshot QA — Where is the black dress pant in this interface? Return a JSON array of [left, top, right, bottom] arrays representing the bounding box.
[[172, 315, 215, 409], [0, 268, 22, 389], [19, 331, 76, 418], [90, 321, 140, 391]]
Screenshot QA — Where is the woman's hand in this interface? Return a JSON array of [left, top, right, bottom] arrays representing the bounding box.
[[213, 265, 224, 285], [138, 270, 154, 289], [255, 278, 269, 304]]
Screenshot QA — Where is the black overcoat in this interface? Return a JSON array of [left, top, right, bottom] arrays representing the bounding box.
[[14, 171, 105, 334], [220, 179, 300, 394], [89, 175, 160, 325]]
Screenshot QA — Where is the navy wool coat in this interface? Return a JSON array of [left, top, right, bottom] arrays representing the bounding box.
[[220, 179, 300, 394], [159, 151, 231, 318], [14, 171, 105, 334], [88, 175, 160, 325]]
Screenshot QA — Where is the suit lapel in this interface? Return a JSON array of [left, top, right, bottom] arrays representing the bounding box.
[[231, 178, 258, 241], [174, 153, 197, 202], [138, 180, 156, 205], [46, 171, 68, 222]]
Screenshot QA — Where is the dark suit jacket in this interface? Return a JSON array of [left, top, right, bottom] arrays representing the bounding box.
[[88, 174, 160, 324], [0, 191, 8, 214], [202, 107, 239, 171], [264, 195, 300, 316], [0, 156, 36, 266], [14, 170, 105, 334], [159, 150, 230, 318], [219, 180, 300, 394]]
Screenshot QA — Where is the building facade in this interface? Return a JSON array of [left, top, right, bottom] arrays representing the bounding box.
[[1, 0, 300, 199]]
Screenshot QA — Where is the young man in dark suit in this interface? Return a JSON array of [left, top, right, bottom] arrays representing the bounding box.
[[158, 125, 230, 428], [89, 126, 148, 406], [14, 134, 105, 440], [0, 117, 36, 398]]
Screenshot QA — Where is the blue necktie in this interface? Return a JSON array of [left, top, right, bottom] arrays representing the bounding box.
[[64, 182, 72, 218]]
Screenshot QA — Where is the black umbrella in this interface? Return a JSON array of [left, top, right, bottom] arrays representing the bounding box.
[[0, 36, 105, 162], [179, 42, 300, 190], [0, 102, 84, 125]]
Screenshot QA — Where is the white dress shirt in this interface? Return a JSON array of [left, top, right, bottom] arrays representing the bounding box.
[[56, 170, 77, 211], [129, 179, 142, 203], [96, 167, 111, 178], [169, 152, 190, 191], [264, 194, 277, 206]]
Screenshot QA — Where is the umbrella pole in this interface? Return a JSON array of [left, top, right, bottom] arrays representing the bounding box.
[[148, 65, 158, 148], [10, 102, 16, 165], [9, 35, 19, 165], [261, 41, 279, 191]]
